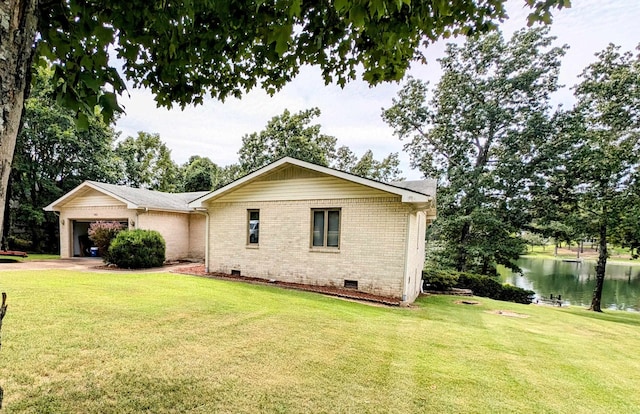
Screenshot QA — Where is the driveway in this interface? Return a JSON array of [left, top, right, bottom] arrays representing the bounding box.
[[0, 258, 198, 273]]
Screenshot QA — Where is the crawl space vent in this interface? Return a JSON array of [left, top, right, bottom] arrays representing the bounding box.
[[344, 280, 358, 289]]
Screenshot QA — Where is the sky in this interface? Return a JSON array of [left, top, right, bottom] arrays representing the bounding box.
[[114, 0, 640, 180]]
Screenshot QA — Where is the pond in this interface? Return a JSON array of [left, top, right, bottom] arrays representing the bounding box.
[[499, 258, 640, 312]]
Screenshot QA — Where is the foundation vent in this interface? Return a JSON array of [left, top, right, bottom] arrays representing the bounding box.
[[344, 280, 358, 289]]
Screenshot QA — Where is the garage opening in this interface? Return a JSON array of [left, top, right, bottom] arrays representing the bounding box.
[[72, 220, 128, 257]]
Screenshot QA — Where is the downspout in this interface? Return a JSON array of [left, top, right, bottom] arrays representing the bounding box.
[[193, 209, 210, 273], [401, 209, 412, 304], [204, 211, 210, 273]]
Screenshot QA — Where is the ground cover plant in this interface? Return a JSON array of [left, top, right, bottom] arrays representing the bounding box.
[[0, 270, 638, 413]]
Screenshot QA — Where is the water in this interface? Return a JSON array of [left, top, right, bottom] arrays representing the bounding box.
[[499, 258, 640, 312]]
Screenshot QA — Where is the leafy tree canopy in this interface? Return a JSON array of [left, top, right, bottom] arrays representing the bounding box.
[[238, 107, 403, 181], [9, 66, 119, 251], [383, 27, 567, 274], [239, 108, 337, 172], [179, 156, 220, 192], [36, 0, 570, 124], [544, 44, 640, 311], [115, 132, 180, 192]]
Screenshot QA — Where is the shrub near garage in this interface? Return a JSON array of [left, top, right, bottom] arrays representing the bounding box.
[[108, 229, 165, 269], [88, 221, 124, 261]]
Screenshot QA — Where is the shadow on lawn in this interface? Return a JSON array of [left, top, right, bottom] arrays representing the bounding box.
[[572, 308, 640, 328], [0, 259, 20, 263]]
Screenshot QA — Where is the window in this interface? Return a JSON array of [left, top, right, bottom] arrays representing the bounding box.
[[311, 209, 340, 248], [248, 210, 259, 244]]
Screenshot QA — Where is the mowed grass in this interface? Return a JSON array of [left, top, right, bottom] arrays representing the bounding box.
[[0, 254, 60, 263], [0, 271, 639, 413]]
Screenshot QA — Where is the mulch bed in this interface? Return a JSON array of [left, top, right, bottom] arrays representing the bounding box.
[[171, 264, 403, 307]]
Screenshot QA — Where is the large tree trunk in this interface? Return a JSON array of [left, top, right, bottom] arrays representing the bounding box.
[[589, 218, 608, 312], [455, 220, 471, 272], [0, 0, 39, 240]]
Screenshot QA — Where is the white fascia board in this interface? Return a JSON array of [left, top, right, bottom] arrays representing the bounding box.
[[43, 181, 138, 211]]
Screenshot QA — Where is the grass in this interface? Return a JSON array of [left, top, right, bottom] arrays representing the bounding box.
[[0, 270, 639, 413], [0, 253, 60, 262]]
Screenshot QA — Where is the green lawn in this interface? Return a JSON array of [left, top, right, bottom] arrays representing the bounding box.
[[0, 270, 638, 413], [0, 253, 60, 262]]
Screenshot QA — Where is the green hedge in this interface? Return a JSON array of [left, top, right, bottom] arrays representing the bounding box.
[[423, 269, 535, 304], [108, 229, 166, 269]]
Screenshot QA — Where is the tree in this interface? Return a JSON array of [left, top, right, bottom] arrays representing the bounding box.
[[238, 108, 337, 172], [179, 156, 220, 192], [550, 44, 640, 311], [115, 132, 179, 192], [8, 66, 119, 252], [349, 150, 403, 182], [0, 1, 568, 240], [611, 204, 640, 259], [383, 27, 567, 274], [238, 108, 404, 180], [215, 164, 244, 189]]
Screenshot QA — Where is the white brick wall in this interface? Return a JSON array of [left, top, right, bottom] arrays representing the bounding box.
[[206, 197, 417, 299], [137, 211, 190, 261]]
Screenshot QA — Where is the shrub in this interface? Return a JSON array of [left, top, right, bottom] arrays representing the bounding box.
[[422, 268, 459, 291], [498, 284, 536, 304], [88, 221, 125, 261], [6, 236, 32, 251], [456, 273, 504, 298], [422, 269, 535, 304], [108, 229, 165, 269], [456, 273, 534, 305]]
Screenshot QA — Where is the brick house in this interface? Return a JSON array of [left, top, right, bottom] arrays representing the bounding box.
[[43, 182, 208, 261], [45, 158, 436, 304], [189, 157, 436, 304]]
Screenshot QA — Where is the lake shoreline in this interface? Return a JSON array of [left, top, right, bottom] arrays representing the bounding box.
[[521, 254, 640, 267]]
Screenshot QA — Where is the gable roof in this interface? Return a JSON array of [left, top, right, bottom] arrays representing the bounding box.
[[43, 181, 208, 213], [189, 157, 436, 208]]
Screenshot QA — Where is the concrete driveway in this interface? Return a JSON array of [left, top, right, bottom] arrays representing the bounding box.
[[0, 258, 196, 272]]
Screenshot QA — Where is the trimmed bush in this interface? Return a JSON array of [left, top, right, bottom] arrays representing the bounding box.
[[498, 284, 536, 304], [88, 221, 124, 261], [7, 236, 32, 251], [108, 229, 166, 269], [422, 268, 459, 291], [422, 269, 535, 304], [456, 273, 504, 298], [456, 272, 535, 304]]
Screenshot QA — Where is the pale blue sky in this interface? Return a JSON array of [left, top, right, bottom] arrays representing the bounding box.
[[115, 0, 640, 179]]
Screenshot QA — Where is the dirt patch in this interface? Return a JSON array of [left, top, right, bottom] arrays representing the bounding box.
[[455, 300, 481, 306], [486, 310, 530, 318], [172, 264, 403, 307]]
